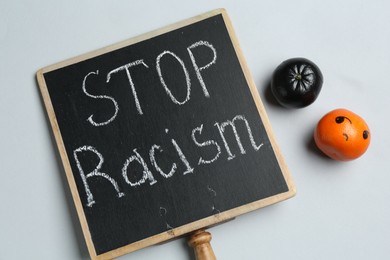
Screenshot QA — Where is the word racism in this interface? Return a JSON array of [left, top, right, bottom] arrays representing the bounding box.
[[72, 40, 264, 207]]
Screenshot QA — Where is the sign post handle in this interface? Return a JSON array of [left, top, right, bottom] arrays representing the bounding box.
[[187, 230, 216, 260]]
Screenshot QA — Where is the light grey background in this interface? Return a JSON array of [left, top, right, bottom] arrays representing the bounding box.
[[1, 1, 389, 259]]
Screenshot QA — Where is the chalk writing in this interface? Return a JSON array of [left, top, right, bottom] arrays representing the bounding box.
[[73, 114, 263, 207], [170, 135, 194, 175], [75, 37, 265, 207], [215, 115, 263, 160], [81, 40, 217, 126], [150, 144, 177, 178], [73, 145, 124, 207], [191, 124, 221, 165], [82, 71, 119, 127], [156, 51, 191, 105], [106, 59, 149, 115], [187, 40, 217, 98], [122, 148, 157, 187]]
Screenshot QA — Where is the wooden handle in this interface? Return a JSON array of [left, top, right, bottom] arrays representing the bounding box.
[[187, 230, 216, 260]]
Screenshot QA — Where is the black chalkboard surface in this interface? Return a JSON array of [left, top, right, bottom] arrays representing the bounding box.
[[37, 9, 295, 260]]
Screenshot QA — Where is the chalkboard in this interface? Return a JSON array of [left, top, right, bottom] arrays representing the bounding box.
[[37, 9, 295, 260]]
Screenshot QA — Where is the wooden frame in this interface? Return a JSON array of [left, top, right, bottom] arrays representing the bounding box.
[[37, 8, 295, 260]]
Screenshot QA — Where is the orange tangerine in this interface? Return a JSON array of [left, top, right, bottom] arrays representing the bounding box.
[[314, 108, 370, 161]]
